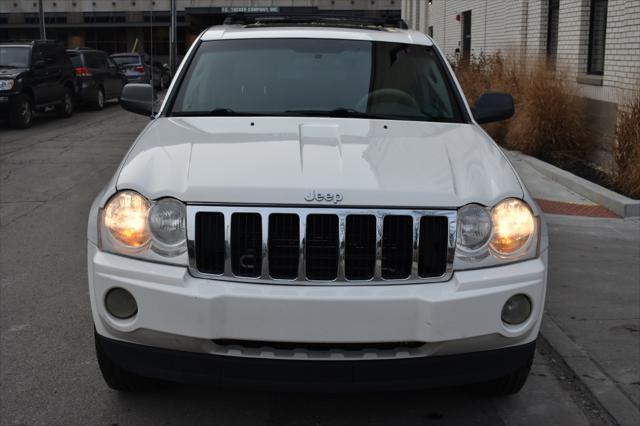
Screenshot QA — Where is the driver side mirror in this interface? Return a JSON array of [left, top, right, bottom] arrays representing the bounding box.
[[33, 59, 46, 69], [472, 92, 515, 124], [120, 83, 156, 116]]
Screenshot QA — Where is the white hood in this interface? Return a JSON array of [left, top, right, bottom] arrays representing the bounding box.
[[116, 117, 523, 208]]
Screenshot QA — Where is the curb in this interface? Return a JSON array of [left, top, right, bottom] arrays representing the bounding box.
[[513, 152, 640, 219], [540, 315, 640, 426]]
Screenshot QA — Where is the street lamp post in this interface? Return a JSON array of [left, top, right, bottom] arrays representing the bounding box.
[[38, 0, 46, 40], [170, 0, 177, 74]]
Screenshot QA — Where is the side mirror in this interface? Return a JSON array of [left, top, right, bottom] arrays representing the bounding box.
[[472, 92, 515, 124], [120, 83, 156, 116], [33, 59, 46, 69]]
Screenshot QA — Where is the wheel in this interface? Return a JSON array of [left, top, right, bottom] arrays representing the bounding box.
[[55, 87, 74, 118], [91, 87, 105, 110], [8, 94, 33, 129], [471, 348, 535, 396], [95, 332, 164, 392]]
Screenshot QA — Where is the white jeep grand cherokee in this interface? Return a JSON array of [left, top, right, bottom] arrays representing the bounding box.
[[88, 15, 548, 394]]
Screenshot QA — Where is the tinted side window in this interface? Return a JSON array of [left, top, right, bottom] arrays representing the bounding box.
[[56, 46, 71, 65], [42, 45, 56, 64], [31, 46, 43, 64], [85, 52, 100, 68], [98, 53, 111, 69]]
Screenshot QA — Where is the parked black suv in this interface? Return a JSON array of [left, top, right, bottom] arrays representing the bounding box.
[[67, 48, 126, 110], [0, 40, 75, 128]]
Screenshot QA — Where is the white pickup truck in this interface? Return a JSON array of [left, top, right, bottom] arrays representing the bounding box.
[[87, 15, 548, 395]]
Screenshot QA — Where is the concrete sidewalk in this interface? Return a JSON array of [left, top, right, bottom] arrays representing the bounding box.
[[507, 151, 640, 425]]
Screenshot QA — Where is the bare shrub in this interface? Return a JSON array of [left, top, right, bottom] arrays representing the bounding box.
[[611, 93, 640, 199]]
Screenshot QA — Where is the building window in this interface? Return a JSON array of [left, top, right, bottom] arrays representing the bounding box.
[[587, 0, 608, 75], [546, 0, 559, 65], [428, 26, 433, 37]]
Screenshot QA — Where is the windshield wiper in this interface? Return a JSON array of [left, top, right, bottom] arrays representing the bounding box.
[[172, 108, 268, 117], [284, 108, 390, 119]]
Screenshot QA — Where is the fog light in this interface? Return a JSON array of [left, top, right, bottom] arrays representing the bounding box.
[[105, 288, 138, 320], [502, 294, 532, 325]]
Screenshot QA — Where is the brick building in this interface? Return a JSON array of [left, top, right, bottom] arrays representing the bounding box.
[[402, 0, 640, 163]]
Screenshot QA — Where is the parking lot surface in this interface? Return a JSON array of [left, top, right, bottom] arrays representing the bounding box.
[[0, 106, 619, 425]]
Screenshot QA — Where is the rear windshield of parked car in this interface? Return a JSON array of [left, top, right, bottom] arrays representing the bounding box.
[[112, 55, 140, 66], [0, 46, 30, 68], [169, 38, 464, 123], [68, 52, 82, 67]]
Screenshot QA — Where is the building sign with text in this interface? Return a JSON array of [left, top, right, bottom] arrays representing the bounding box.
[[221, 7, 280, 13]]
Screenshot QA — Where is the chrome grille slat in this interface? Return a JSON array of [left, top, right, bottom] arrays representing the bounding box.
[[412, 214, 420, 279], [261, 214, 270, 280], [336, 214, 347, 281], [223, 211, 232, 276], [374, 213, 384, 280], [298, 212, 307, 281], [188, 206, 457, 286]]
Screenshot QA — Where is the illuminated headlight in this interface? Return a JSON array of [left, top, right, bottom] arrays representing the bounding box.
[[100, 191, 187, 264], [103, 191, 151, 249], [0, 79, 16, 91], [455, 198, 539, 269], [490, 198, 536, 256]]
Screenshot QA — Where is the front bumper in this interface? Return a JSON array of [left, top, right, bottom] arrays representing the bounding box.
[[0, 91, 19, 110], [97, 332, 536, 391], [89, 242, 548, 360]]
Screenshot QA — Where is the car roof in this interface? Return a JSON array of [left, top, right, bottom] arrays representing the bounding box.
[[0, 40, 60, 46], [111, 53, 143, 57], [66, 48, 104, 53], [201, 25, 433, 46]]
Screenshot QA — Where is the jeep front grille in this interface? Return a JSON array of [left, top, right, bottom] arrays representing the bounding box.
[[187, 206, 457, 285]]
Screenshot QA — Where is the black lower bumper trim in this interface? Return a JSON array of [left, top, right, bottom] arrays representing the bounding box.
[[96, 334, 536, 392]]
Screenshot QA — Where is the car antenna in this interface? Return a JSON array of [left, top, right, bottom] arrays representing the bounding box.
[[149, 4, 155, 119]]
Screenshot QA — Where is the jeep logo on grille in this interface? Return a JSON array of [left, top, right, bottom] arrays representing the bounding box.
[[304, 191, 344, 204]]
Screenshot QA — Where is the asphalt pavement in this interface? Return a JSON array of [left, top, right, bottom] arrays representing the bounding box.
[[0, 104, 632, 425]]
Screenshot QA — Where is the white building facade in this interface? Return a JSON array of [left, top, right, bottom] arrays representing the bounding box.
[[403, 0, 640, 160]]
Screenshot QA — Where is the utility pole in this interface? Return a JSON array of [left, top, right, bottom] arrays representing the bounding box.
[[38, 0, 46, 40], [169, 0, 177, 75]]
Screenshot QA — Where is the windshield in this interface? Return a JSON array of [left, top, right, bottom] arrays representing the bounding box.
[[112, 55, 140, 66], [170, 39, 464, 122], [0, 46, 30, 68]]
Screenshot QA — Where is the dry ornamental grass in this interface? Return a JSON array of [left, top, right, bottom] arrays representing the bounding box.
[[612, 93, 640, 199], [455, 53, 590, 161]]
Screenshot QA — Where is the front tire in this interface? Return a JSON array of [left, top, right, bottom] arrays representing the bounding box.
[[8, 94, 33, 129], [55, 87, 74, 118], [471, 347, 534, 396], [95, 332, 165, 392]]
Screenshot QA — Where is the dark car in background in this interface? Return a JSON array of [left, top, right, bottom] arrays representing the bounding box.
[[110, 53, 168, 90], [0, 40, 75, 128], [67, 48, 126, 110]]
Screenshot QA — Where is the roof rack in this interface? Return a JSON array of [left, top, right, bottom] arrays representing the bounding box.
[[1, 39, 62, 44], [224, 14, 409, 30]]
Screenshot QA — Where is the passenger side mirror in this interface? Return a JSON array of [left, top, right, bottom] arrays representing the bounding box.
[[120, 83, 156, 116], [472, 92, 515, 124], [33, 59, 46, 69]]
